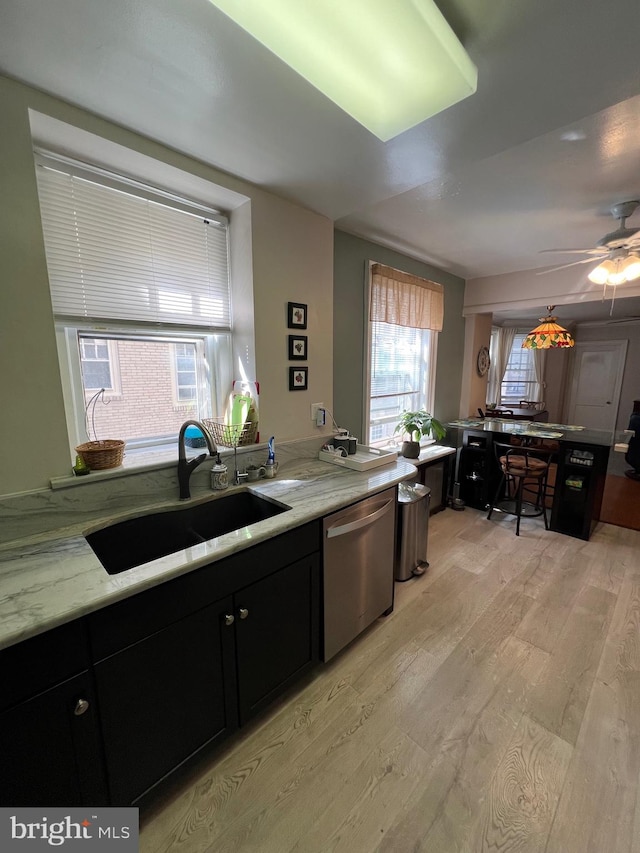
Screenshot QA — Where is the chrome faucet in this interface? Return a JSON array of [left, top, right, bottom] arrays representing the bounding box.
[[177, 420, 217, 500]]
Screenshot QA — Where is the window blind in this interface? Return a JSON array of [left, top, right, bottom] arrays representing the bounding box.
[[36, 160, 231, 329]]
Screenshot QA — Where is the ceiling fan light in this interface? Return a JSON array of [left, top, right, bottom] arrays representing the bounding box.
[[587, 266, 607, 285], [622, 255, 640, 281], [587, 262, 611, 284], [608, 270, 627, 286]]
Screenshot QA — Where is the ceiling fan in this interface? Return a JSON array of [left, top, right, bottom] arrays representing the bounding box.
[[539, 200, 640, 282]]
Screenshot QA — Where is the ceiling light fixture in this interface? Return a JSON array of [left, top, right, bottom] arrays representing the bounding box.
[[522, 306, 575, 350], [587, 250, 640, 286], [207, 0, 478, 141]]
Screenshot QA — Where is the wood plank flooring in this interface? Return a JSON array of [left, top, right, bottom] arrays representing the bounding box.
[[601, 474, 640, 531], [140, 508, 640, 853]]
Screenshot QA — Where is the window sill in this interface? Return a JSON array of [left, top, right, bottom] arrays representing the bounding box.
[[373, 438, 437, 452], [51, 442, 266, 491]]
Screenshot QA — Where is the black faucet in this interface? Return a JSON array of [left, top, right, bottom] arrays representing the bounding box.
[[177, 420, 217, 500]]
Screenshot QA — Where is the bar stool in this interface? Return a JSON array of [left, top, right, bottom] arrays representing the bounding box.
[[487, 442, 552, 535]]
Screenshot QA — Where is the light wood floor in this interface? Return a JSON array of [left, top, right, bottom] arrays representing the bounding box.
[[140, 508, 640, 853]]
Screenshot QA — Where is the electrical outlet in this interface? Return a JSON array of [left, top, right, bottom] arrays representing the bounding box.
[[311, 403, 325, 425]]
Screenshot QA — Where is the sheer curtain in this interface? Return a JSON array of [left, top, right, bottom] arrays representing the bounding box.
[[532, 348, 547, 402], [487, 327, 516, 405]]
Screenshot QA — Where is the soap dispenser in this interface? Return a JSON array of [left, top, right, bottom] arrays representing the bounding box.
[[210, 454, 228, 490]]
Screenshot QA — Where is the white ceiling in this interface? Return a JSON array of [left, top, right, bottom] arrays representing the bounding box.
[[2, 0, 640, 323]]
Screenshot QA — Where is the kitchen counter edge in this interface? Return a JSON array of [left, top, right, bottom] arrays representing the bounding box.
[[0, 457, 416, 651]]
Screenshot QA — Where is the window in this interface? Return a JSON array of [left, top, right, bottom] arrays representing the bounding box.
[[79, 337, 116, 392], [368, 322, 436, 445], [500, 333, 538, 402], [366, 263, 443, 446], [173, 342, 198, 404], [36, 153, 233, 451]]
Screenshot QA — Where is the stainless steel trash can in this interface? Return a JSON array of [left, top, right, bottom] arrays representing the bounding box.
[[395, 482, 431, 581]]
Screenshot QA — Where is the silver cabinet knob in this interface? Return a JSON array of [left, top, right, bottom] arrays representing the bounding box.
[[239, 607, 249, 620], [74, 698, 90, 716], [224, 614, 235, 626]]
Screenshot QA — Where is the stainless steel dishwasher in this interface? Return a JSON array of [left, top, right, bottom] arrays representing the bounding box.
[[322, 487, 397, 661]]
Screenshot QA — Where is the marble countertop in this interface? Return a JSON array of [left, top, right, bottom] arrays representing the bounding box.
[[0, 456, 416, 651], [401, 445, 457, 467], [447, 420, 614, 447]]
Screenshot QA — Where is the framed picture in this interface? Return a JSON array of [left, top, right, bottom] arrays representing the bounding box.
[[288, 334, 307, 360], [287, 302, 307, 329], [289, 366, 308, 391]]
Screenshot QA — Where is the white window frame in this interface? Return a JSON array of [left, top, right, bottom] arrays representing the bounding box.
[[171, 341, 201, 408], [500, 332, 539, 404], [78, 336, 121, 396], [57, 325, 232, 451]]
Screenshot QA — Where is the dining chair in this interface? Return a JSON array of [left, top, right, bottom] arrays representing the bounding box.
[[487, 441, 553, 535]]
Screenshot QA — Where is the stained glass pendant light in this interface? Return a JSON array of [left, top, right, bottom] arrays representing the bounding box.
[[522, 306, 575, 349]]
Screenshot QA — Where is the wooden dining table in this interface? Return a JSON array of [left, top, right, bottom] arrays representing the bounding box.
[[486, 406, 549, 422]]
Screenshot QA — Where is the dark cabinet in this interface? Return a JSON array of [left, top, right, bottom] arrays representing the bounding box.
[[458, 431, 494, 509], [0, 622, 108, 807], [550, 444, 610, 540], [89, 521, 320, 805], [414, 453, 455, 514], [235, 554, 319, 724], [2, 522, 320, 808], [0, 673, 107, 807], [94, 598, 237, 805]]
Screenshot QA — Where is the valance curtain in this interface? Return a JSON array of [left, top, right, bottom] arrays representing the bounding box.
[[369, 263, 444, 331]]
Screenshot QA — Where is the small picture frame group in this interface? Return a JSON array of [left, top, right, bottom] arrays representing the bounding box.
[[288, 334, 307, 360], [287, 302, 307, 329], [289, 366, 308, 391], [287, 302, 308, 390]]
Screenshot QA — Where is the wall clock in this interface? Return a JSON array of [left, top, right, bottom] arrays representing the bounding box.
[[476, 345, 490, 376]]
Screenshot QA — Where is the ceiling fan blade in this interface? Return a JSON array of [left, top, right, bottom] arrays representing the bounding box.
[[538, 248, 608, 255], [536, 257, 603, 275], [607, 316, 640, 324]]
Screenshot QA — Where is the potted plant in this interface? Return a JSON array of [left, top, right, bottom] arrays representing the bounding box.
[[394, 409, 446, 458]]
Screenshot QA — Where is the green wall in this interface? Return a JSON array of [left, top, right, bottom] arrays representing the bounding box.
[[333, 230, 466, 441]]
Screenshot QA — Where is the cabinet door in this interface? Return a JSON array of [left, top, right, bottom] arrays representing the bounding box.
[[0, 672, 108, 806], [94, 597, 237, 805], [235, 555, 319, 724]]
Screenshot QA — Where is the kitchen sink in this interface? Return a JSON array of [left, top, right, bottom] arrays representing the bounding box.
[[86, 492, 291, 574]]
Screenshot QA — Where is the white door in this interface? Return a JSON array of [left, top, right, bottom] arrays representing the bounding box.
[[566, 340, 628, 430]]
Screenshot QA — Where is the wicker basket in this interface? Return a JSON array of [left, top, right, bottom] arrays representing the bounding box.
[[75, 439, 126, 470], [202, 418, 258, 448]]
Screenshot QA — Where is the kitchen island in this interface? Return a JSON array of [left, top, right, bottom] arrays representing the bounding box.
[[447, 418, 612, 540]]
